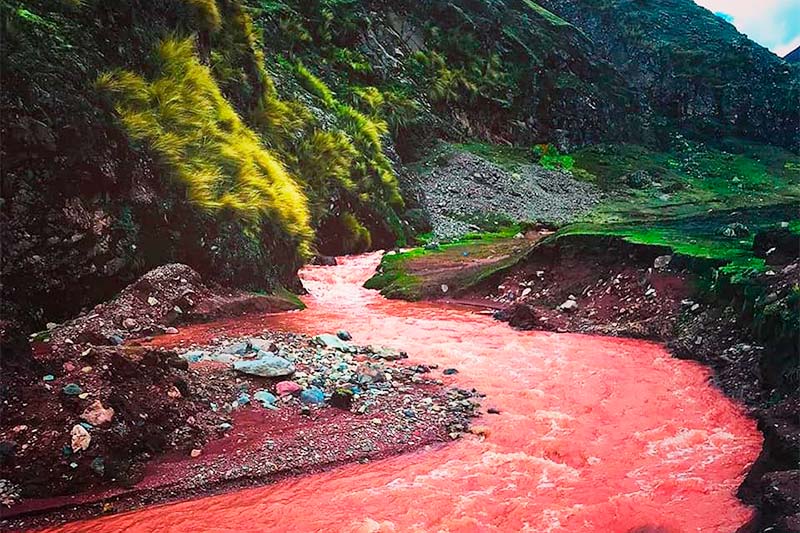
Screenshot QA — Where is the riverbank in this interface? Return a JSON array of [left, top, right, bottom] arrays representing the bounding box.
[[388, 231, 799, 532], [0, 266, 480, 531], [24, 252, 761, 533]]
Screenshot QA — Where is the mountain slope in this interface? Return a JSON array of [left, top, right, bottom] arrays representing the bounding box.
[[536, 0, 800, 150]]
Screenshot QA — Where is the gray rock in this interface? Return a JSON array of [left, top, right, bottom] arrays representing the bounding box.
[[233, 355, 295, 378], [559, 299, 578, 312], [314, 333, 350, 351], [653, 255, 672, 269]]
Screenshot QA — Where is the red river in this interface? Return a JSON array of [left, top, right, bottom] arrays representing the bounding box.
[[41, 252, 761, 533]]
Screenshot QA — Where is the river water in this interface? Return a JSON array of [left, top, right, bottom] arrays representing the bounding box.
[[42, 252, 761, 532]]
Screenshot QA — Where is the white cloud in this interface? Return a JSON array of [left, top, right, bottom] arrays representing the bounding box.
[[694, 0, 800, 55]]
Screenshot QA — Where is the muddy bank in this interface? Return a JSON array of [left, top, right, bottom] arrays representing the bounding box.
[[0, 266, 480, 530], [474, 235, 799, 532]]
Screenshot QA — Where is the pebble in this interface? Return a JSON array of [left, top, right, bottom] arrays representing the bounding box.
[[253, 390, 278, 408], [71, 424, 91, 452], [443, 368, 459, 375], [313, 334, 350, 351], [336, 330, 352, 341], [300, 387, 325, 405], [43, 374, 55, 382], [190, 448, 202, 458], [62, 383, 83, 396], [276, 380, 302, 396], [147, 296, 159, 306]]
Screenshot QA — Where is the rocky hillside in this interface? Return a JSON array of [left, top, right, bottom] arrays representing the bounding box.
[[2, 0, 798, 331], [536, 0, 800, 150]]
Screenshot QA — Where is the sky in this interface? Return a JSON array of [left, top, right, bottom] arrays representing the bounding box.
[[694, 0, 800, 56]]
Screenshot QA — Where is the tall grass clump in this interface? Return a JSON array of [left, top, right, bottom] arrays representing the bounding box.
[[183, 0, 222, 32], [96, 37, 312, 256]]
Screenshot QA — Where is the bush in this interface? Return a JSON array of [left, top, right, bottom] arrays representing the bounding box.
[[97, 37, 312, 256]]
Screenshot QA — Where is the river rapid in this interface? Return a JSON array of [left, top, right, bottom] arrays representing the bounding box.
[[41, 252, 761, 533]]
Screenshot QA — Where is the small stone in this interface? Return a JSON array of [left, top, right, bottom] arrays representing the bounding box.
[[443, 368, 459, 375], [336, 330, 352, 341], [487, 407, 501, 414], [81, 400, 114, 426], [469, 426, 490, 437], [164, 327, 179, 335], [521, 287, 532, 298], [441, 284, 449, 293], [190, 448, 202, 458], [122, 318, 138, 330], [90, 457, 105, 476], [167, 386, 182, 399], [370, 418, 382, 425], [71, 424, 91, 452], [62, 383, 83, 396], [46, 322, 59, 330], [81, 366, 93, 373], [559, 299, 578, 312], [300, 387, 325, 405], [147, 296, 159, 306], [645, 288, 657, 297], [253, 390, 277, 408], [276, 381, 302, 396], [43, 374, 55, 382], [219, 423, 232, 431], [236, 392, 251, 406], [691, 303, 701, 312], [108, 334, 124, 346], [653, 255, 672, 270], [78, 393, 89, 400]]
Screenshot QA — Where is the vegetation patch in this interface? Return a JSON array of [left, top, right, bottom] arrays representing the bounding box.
[[364, 226, 537, 300], [97, 37, 313, 256]]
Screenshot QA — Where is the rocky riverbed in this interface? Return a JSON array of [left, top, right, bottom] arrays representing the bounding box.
[[0, 267, 481, 530]]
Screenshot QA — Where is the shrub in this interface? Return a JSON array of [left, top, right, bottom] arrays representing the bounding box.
[[97, 37, 312, 256], [183, 0, 222, 32], [340, 211, 372, 252]]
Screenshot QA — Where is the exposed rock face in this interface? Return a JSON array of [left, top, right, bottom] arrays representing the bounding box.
[[535, 0, 800, 150]]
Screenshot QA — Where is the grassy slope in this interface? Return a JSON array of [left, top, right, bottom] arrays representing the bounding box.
[[364, 227, 536, 299], [370, 137, 798, 300], [558, 138, 800, 276]]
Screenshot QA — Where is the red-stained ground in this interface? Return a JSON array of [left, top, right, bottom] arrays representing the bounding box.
[[33, 252, 762, 533]]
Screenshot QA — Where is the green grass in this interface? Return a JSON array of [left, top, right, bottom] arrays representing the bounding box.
[[570, 139, 800, 224], [453, 142, 535, 171], [364, 225, 528, 299]]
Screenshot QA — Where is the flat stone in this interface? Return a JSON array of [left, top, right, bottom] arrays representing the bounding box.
[[253, 390, 278, 408], [232, 355, 294, 378], [314, 334, 350, 351], [81, 400, 114, 426]]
